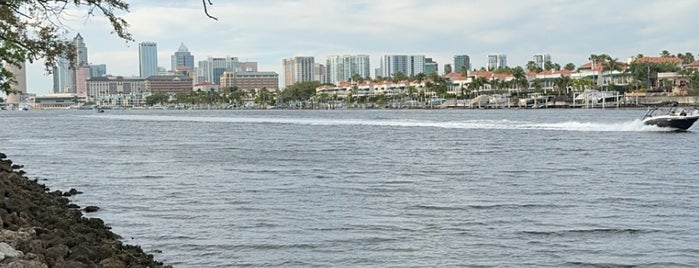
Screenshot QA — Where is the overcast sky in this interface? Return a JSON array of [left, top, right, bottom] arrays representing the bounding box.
[[21, 0, 699, 94]]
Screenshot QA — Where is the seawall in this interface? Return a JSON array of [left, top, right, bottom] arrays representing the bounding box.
[[0, 152, 170, 268]]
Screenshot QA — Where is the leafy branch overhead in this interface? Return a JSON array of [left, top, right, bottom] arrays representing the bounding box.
[[0, 0, 217, 95]]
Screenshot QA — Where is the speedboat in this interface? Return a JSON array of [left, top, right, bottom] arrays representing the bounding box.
[[642, 102, 699, 131]]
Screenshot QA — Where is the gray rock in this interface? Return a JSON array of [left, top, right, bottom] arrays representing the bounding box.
[[0, 242, 23, 258], [4, 259, 48, 268]]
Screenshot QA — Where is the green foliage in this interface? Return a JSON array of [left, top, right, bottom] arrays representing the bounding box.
[[564, 63, 576, 71], [145, 92, 169, 106], [526, 61, 538, 72], [0, 0, 132, 94], [544, 61, 554, 71], [278, 81, 321, 102]]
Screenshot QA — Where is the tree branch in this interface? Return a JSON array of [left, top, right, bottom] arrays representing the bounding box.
[[202, 0, 217, 20]]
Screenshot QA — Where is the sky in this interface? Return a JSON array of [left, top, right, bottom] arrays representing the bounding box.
[[20, 0, 699, 94]]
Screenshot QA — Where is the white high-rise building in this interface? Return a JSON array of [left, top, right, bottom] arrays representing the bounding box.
[[139, 42, 159, 78], [380, 55, 425, 78], [325, 55, 371, 84], [533, 53, 551, 68], [487, 54, 507, 70], [283, 56, 314, 87], [197, 57, 240, 85]]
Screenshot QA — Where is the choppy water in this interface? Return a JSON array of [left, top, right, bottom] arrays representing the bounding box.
[[2, 108, 699, 267]]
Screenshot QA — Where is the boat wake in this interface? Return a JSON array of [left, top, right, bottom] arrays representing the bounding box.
[[86, 115, 679, 132]]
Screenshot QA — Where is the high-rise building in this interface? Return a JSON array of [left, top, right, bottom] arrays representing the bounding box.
[[325, 55, 371, 85], [283, 56, 314, 87], [240, 62, 258, 72], [75, 66, 91, 98], [52, 33, 89, 93], [74, 34, 88, 66], [171, 43, 194, 71], [89, 64, 107, 78], [380, 55, 425, 78], [52, 57, 72, 93], [139, 42, 159, 78], [454, 55, 471, 72], [314, 63, 326, 84], [424, 58, 438, 75], [533, 53, 551, 68], [487, 54, 507, 70], [197, 57, 239, 85], [3, 62, 26, 106], [220, 71, 279, 91]]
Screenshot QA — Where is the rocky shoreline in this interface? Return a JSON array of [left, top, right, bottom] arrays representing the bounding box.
[[0, 153, 170, 268]]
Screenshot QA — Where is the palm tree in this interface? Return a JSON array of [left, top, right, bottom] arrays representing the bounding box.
[[531, 78, 543, 93], [512, 68, 529, 95], [553, 75, 572, 95], [415, 73, 426, 84], [393, 72, 407, 83], [407, 86, 418, 102], [468, 76, 489, 97], [602, 56, 622, 91]]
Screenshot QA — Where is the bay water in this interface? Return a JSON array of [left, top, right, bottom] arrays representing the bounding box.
[[1, 109, 698, 267]]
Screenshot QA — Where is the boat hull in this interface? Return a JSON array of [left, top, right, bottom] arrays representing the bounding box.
[[643, 115, 699, 131]]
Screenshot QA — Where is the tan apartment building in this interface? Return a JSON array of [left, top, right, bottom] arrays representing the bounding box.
[[145, 75, 193, 94], [220, 71, 279, 91]]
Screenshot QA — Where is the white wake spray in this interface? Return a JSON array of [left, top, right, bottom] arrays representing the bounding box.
[[88, 115, 680, 132]]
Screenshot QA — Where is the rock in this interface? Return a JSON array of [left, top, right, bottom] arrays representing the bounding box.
[[0, 152, 7, 159], [99, 257, 126, 268], [0, 230, 32, 245], [83, 206, 100, 213], [45, 244, 69, 262], [68, 188, 82, 195], [0, 155, 170, 267], [61, 260, 88, 268], [3, 259, 48, 268], [0, 242, 24, 258]]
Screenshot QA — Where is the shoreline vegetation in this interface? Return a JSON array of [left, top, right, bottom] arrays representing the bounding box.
[[0, 153, 170, 268]]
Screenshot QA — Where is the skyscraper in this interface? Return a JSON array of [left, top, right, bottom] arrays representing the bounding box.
[[533, 53, 551, 68], [325, 55, 371, 85], [52, 57, 71, 93], [139, 42, 159, 78], [424, 58, 438, 75], [89, 64, 107, 78], [283, 56, 314, 87], [171, 43, 194, 71], [487, 54, 507, 70], [197, 57, 240, 85], [380, 55, 425, 77], [3, 62, 26, 106], [74, 33, 88, 66], [454, 55, 471, 73], [52, 33, 89, 93]]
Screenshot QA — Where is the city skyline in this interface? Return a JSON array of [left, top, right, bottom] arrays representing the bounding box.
[[16, 0, 699, 94]]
